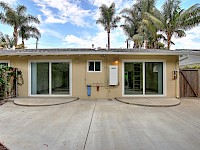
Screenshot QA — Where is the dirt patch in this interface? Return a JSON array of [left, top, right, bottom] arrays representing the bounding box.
[[0, 100, 6, 106], [0, 142, 9, 150]]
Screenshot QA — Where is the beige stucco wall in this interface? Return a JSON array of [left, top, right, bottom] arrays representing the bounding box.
[[0, 54, 179, 98]]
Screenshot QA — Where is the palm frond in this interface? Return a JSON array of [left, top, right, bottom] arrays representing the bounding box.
[[174, 30, 186, 38], [144, 12, 164, 30], [0, 1, 11, 11], [178, 3, 200, 30], [16, 5, 26, 16]]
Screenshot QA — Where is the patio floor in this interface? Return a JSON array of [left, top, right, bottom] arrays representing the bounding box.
[[0, 98, 200, 150]]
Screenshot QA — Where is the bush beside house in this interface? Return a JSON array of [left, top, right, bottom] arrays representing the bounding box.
[[0, 66, 23, 100]]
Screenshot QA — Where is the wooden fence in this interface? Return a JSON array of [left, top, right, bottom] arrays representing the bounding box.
[[179, 69, 199, 97]]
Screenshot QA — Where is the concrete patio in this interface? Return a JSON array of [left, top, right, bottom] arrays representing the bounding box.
[[0, 98, 200, 150], [116, 97, 181, 107]]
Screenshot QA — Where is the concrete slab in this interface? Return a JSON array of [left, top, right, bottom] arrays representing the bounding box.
[[0, 98, 200, 150], [13, 97, 79, 106], [115, 97, 181, 107]]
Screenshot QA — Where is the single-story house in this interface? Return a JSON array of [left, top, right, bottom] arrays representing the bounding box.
[[0, 48, 198, 99]]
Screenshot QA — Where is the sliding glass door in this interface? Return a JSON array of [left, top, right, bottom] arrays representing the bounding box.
[[52, 62, 69, 95], [124, 62, 143, 95], [30, 61, 70, 96], [31, 62, 49, 95], [145, 62, 163, 95], [124, 61, 164, 96]]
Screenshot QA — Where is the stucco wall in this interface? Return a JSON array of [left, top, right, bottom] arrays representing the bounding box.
[[0, 54, 179, 98]]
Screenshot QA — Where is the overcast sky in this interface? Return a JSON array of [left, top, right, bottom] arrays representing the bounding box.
[[0, 0, 200, 50]]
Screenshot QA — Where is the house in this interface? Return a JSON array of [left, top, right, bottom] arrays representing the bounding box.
[[0, 48, 197, 99]]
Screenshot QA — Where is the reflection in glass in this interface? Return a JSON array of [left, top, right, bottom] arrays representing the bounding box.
[[95, 62, 101, 71], [145, 62, 163, 95], [124, 62, 143, 95], [31, 62, 49, 95], [52, 62, 69, 95]]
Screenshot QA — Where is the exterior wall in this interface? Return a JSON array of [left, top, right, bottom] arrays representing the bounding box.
[[0, 54, 179, 98]]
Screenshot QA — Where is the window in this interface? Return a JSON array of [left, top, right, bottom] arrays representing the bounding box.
[[88, 60, 102, 72], [0, 60, 10, 67]]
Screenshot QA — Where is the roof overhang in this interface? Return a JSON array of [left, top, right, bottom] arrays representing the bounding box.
[[0, 48, 199, 56]]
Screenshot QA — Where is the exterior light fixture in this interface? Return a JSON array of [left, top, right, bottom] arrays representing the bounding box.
[[114, 60, 119, 64]]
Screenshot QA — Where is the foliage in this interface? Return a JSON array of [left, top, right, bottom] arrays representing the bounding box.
[[120, 0, 166, 49], [96, 2, 120, 49], [159, 0, 200, 49], [120, 0, 200, 50], [0, 32, 14, 49], [19, 25, 41, 48], [183, 65, 200, 69], [0, 65, 24, 99], [0, 1, 40, 48]]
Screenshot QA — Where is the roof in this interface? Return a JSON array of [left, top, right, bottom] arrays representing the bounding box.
[[180, 55, 200, 66], [0, 48, 199, 56]]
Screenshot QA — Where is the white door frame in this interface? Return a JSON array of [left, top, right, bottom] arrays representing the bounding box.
[[122, 59, 166, 97], [28, 59, 72, 97]]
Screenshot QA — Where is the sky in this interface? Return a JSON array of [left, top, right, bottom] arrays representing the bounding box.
[[0, 0, 200, 50]]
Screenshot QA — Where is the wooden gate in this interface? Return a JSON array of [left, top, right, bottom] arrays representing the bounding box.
[[179, 69, 199, 97]]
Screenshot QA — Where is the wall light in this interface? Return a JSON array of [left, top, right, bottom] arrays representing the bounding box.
[[114, 60, 119, 64]]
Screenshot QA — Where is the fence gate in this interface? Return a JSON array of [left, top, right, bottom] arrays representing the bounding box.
[[180, 69, 199, 97]]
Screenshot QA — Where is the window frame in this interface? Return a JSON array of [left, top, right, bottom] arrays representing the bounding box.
[[28, 59, 72, 97], [0, 60, 10, 67], [87, 60, 102, 72], [122, 59, 166, 97]]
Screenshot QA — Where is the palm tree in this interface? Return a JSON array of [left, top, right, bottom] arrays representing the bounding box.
[[96, 2, 120, 49], [0, 32, 14, 49], [121, 0, 163, 49], [19, 25, 41, 48], [159, 0, 200, 50], [0, 2, 40, 47], [120, 24, 136, 48]]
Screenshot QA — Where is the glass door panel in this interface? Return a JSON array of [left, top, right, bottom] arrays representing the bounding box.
[[124, 62, 143, 95], [145, 62, 163, 95], [51, 62, 70, 95], [31, 62, 49, 95]]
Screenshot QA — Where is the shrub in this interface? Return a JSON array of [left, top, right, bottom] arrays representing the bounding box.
[[0, 66, 24, 99]]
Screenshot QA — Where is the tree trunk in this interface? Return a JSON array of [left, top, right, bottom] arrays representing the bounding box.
[[126, 39, 129, 49], [13, 27, 18, 47], [167, 33, 171, 50], [36, 39, 38, 49], [107, 30, 110, 50], [22, 38, 24, 49]]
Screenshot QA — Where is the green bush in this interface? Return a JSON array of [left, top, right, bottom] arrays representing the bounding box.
[[0, 66, 7, 99], [183, 65, 200, 69], [0, 66, 24, 99]]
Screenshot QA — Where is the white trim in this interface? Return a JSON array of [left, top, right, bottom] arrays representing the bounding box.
[[28, 59, 72, 97], [163, 61, 167, 96], [28, 62, 31, 96], [142, 62, 145, 96], [87, 60, 102, 72], [49, 62, 52, 95], [0, 60, 10, 66], [122, 59, 166, 97], [122, 62, 125, 96]]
